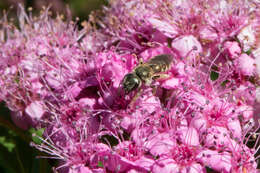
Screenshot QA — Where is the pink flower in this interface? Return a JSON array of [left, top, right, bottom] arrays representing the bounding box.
[[68, 165, 93, 173], [253, 48, 260, 76], [161, 77, 180, 89], [10, 111, 32, 130], [198, 149, 232, 172], [145, 132, 176, 156], [199, 26, 218, 44], [236, 53, 256, 76], [177, 127, 200, 146], [171, 35, 202, 62], [224, 41, 241, 59], [151, 159, 180, 173], [25, 101, 45, 120], [1, 1, 260, 172], [237, 25, 257, 52], [148, 18, 179, 38]]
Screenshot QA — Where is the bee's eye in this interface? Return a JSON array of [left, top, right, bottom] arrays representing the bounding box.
[[122, 73, 140, 93]]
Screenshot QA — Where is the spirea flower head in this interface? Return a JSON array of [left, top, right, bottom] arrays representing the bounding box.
[[1, 0, 260, 173], [0, 5, 109, 127]]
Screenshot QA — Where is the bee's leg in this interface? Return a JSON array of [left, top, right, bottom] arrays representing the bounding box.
[[152, 73, 171, 81], [139, 57, 144, 65], [116, 84, 123, 98], [150, 73, 171, 96], [132, 54, 143, 65], [151, 85, 157, 95], [128, 88, 143, 109]]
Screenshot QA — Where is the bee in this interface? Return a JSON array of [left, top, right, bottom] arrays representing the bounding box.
[[122, 54, 173, 94]]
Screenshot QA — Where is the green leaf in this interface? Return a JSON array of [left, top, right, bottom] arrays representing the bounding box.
[[245, 49, 252, 55], [29, 128, 45, 145], [14, 76, 20, 84], [210, 71, 219, 81], [98, 161, 104, 168], [0, 136, 15, 152], [167, 38, 173, 48], [206, 166, 218, 173], [221, 80, 229, 87], [100, 134, 119, 147]]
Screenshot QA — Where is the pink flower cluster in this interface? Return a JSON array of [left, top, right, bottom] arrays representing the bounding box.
[[0, 1, 260, 173]]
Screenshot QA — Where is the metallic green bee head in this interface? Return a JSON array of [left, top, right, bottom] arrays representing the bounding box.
[[122, 73, 141, 93]]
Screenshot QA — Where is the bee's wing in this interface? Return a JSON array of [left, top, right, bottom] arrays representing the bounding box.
[[148, 54, 173, 64]]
